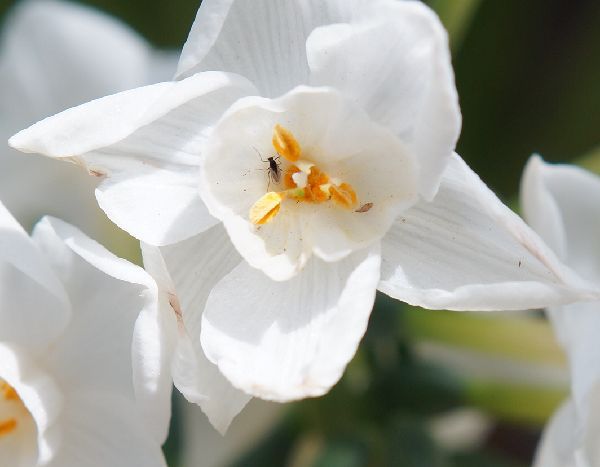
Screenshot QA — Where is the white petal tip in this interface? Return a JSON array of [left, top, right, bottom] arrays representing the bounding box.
[[7, 132, 24, 151]]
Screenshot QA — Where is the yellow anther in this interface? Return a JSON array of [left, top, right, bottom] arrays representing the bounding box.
[[0, 418, 17, 437], [1, 382, 18, 401], [283, 165, 301, 188], [249, 192, 284, 225], [272, 124, 301, 162], [330, 183, 358, 209]]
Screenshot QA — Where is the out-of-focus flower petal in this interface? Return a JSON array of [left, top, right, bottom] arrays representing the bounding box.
[[31, 216, 170, 444], [0, 201, 70, 348], [0, 0, 177, 236], [47, 393, 166, 467]]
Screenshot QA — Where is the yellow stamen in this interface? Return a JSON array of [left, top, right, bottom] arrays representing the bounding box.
[[330, 183, 358, 209], [0, 418, 17, 437], [249, 192, 284, 225], [272, 124, 301, 162], [283, 165, 301, 189], [250, 125, 361, 224]]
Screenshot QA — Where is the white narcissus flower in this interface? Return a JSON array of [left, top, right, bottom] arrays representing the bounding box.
[[0, 200, 168, 466], [0, 0, 176, 235], [9, 0, 599, 431], [521, 156, 600, 467]]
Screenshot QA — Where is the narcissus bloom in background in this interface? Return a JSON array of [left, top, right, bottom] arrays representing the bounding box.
[[9, 0, 598, 430], [0, 200, 168, 466], [0, 0, 176, 235], [522, 156, 600, 467]]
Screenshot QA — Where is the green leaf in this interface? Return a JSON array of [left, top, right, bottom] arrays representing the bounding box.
[[403, 307, 566, 367], [465, 380, 565, 427]]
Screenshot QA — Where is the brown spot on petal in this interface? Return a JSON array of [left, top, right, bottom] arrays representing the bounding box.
[[355, 202, 373, 213], [89, 169, 106, 177], [168, 292, 184, 325]]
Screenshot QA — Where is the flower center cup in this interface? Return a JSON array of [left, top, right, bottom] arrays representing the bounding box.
[[249, 124, 360, 225], [200, 86, 419, 280]]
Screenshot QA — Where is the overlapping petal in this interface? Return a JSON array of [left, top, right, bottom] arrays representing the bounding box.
[[522, 156, 600, 283], [307, 1, 460, 200], [10, 71, 257, 244], [379, 154, 597, 311], [0, 201, 70, 348], [142, 225, 251, 434], [201, 244, 381, 401], [31, 216, 170, 445], [177, 0, 368, 95]]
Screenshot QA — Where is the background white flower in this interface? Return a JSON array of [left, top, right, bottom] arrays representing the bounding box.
[[522, 156, 600, 467], [0, 199, 168, 467], [0, 0, 176, 242], [8, 0, 598, 430]]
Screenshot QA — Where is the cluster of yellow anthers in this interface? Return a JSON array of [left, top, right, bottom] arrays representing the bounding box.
[[0, 380, 19, 437], [249, 124, 359, 225]]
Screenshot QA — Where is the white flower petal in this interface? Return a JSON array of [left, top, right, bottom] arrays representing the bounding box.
[[172, 333, 251, 435], [31, 217, 170, 442], [177, 0, 367, 95], [0, 201, 70, 348], [143, 226, 251, 434], [534, 399, 578, 467], [10, 71, 256, 244], [201, 244, 381, 401], [378, 154, 597, 311], [307, 1, 460, 200], [535, 387, 600, 467], [522, 156, 600, 415], [522, 155, 600, 285], [96, 169, 216, 246], [553, 301, 600, 417], [47, 392, 166, 467], [0, 343, 63, 466], [8, 70, 252, 160], [131, 291, 176, 445]]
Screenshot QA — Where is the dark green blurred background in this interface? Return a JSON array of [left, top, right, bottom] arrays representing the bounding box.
[[1, 1, 599, 466]]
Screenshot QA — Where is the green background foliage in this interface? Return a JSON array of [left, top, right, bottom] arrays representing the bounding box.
[[2, 0, 599, 465]]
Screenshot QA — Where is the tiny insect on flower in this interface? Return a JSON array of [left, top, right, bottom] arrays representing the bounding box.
[[267, 156, 281, 183]]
